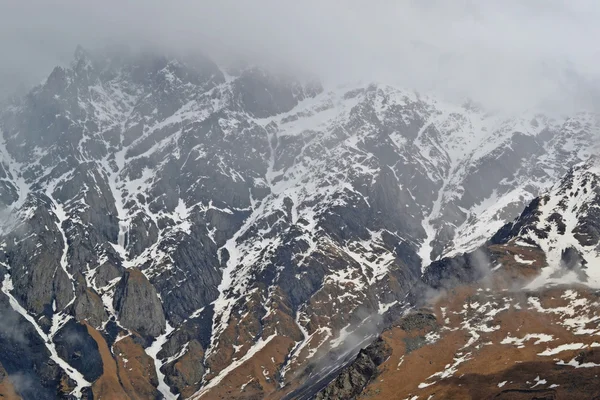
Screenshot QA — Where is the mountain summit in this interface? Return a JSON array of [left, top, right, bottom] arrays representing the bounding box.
[[0, 47, 598, 399]]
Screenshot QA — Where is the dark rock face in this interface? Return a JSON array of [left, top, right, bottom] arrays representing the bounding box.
[[315, 337, 391, 400], [149, 232, 222, 325], [422, 248, 493, 290], [113, 269, 166, 337], [2, 197, 74, 323], [162, 339, 205, 395], [53, 320, 103, 382], [560, 246, 587, 280], [0, 293, 62, 400], [490, 197, 544, 246], [398, 311, 439, 354], [397, 311, 437, 332], [233, 68, 322, 118], [72, 288, 108, 328]]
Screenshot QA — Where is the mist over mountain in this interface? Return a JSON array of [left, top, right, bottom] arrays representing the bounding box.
[[3, 1, 600, 111], [0, 2, 600, 400]]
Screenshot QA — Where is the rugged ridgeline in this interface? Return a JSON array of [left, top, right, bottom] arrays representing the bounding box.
[[320, 158, 600, 400], [0, 46, 598, 399]]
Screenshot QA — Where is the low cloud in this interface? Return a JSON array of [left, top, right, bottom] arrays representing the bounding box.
[[2, 1, 600, 112], [7, 372, 35, 397], [0, 308, 29, 345]]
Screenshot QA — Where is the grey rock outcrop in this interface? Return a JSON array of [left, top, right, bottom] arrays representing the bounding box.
[[53, 319, 104, 383], [315, 337, 391, 400], [73, 287, 108, 328], [113, 269, 166, 337]]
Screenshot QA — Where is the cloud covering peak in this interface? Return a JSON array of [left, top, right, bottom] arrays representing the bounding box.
[[2, 0, 600, 112]]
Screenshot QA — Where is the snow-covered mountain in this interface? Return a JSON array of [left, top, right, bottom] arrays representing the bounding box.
[[323, 158, 600, 399], [491, 157, 600, 289], [0, 47, 598, 399]]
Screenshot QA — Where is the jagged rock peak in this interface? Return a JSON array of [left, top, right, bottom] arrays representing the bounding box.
[[113, 268, 166, 337]]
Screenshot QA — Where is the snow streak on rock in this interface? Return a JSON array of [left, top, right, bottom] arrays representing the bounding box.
[[0, 47, 599, 398]]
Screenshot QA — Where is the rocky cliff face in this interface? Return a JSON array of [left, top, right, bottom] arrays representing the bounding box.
[[320, 159, 600, 399], [113, 269, 166, 338], [0, 46, 598, 399], [314, 337, 391, 400]]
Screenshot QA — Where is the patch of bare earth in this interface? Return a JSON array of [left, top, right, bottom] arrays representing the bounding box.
[[0, 362, 20, 400], [85, 323, 131, 399], [113, 335, 161, 399], [357, 247, 600, 399], [86, 323, 159, 400]]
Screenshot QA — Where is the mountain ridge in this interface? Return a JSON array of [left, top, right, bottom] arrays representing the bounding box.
[[324, 157, 600, 399], [0, 47, 598, 399]]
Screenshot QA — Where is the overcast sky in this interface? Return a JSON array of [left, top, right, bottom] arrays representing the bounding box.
[[1, 0, 600, 113]]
